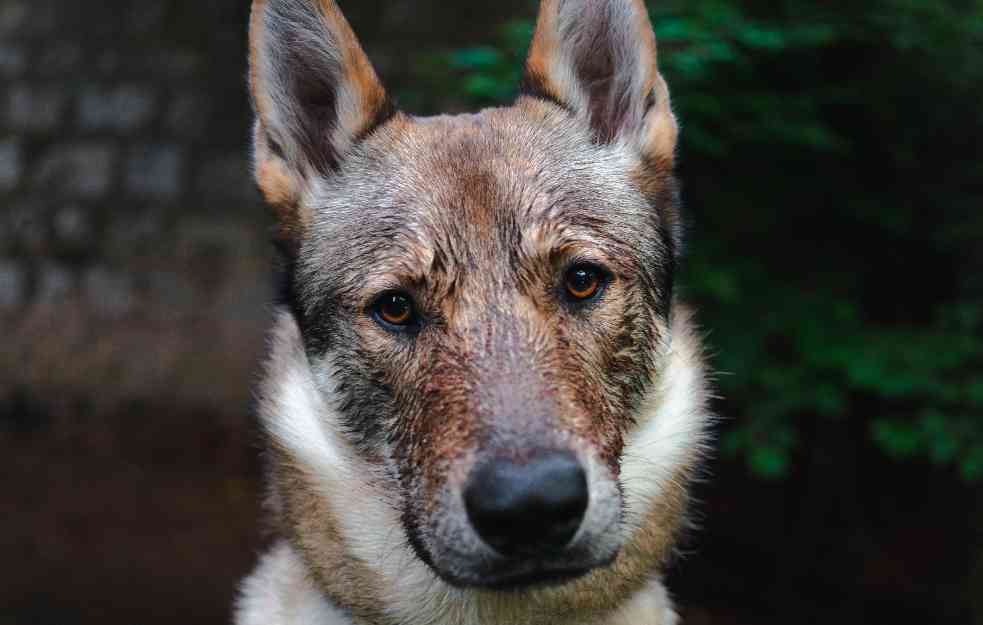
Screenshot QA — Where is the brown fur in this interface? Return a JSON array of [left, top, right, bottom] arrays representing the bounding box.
[[291, 104, 678, 553]]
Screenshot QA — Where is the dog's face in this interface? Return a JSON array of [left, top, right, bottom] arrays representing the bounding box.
[[250, 0, 680, 590]]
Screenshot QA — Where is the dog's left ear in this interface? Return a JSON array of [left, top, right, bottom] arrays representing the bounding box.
[[523, 0, 677, 164]]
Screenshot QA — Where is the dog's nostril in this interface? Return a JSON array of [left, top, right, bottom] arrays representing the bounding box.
[[464, 450, 589, 557]]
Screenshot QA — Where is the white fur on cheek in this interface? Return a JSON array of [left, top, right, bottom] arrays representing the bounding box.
[[259, 313, 450, 623], [267, 361, 343, 475], [620, 308, 711, 531], [260, 313, 393, 532]]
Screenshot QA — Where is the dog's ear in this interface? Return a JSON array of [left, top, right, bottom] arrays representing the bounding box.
[[523, 0, 677, 163], [248, 0, 393, 242]]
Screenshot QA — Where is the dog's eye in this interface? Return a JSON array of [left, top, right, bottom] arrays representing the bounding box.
[[373, 292, 417, 328], [564, 264, 604, 301]]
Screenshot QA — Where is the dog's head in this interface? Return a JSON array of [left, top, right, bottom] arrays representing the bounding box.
[[249, 0, 693, 592]]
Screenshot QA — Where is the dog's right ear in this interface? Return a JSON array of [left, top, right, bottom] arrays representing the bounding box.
[[248, 0, 393, 246]]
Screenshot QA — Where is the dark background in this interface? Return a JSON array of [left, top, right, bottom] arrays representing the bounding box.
[[1, 0, 981, 623]]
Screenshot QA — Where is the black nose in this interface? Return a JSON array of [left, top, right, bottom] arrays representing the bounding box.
[[464, 450, 589, 557]]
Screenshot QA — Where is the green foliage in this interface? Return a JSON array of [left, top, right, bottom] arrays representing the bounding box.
[[408, 0, 983, 482], [444, 21, 534, 103]]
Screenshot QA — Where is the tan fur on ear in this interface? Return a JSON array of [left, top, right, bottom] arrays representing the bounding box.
[[525, 0, 677, 163], [524, 2, 564, 102], [249, 0, 274, 125], [309, 0, 389, 149], [644, 74, 678, 166], [255, 150, 299, 213], [253, 122, 305, 246]]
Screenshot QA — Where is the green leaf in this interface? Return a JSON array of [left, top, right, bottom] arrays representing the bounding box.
[[462, 74, 505, 100], [748, 446, 790, 479], [871, 420, 922, 459], [961, 446, 983, 482], [449, 47, 505, 71]]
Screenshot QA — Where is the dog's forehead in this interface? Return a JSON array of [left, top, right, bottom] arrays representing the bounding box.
[[385, 105, 643, 221], [305, 101, 656, 276]]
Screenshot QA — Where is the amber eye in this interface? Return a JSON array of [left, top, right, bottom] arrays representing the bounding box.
[[564, 264, 603, 301], [373, 292, 416, 327]]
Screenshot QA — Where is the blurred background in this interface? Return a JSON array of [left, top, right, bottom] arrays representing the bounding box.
[[1, 0, 981, 623]]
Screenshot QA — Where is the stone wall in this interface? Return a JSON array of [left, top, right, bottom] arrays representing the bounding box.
[[0, 0, 271, 417], [0, 0, 529, 419]]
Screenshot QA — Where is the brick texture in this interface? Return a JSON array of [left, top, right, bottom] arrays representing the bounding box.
[[0, 0, 530, 418], [0, 0, 269, 417]]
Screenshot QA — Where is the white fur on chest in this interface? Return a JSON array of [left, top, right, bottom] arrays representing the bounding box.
[[236, 541, 678, 625], [236, 543, 352, 625]]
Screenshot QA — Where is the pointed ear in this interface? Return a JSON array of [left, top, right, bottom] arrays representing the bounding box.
[[248, 0, 393, 232], [523, 0, 677, 163]]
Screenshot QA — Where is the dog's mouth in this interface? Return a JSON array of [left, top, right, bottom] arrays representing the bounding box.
[[431, 556, 614, 591], [468, 554, 619, 591]]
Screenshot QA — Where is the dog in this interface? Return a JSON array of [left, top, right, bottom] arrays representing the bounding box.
[[237, 0, 712, 623]]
